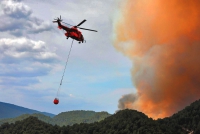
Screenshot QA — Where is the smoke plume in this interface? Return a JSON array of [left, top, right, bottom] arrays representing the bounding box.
[[114, 0, 200, 119], [118, 94, 138, 110]]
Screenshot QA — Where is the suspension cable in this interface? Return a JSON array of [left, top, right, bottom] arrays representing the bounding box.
[[56, 39, 74, 97]]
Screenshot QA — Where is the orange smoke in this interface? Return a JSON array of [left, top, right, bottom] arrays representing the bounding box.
[[115, 0, 200, 119]]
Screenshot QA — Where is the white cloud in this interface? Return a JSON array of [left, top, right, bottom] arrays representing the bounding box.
[[0, 38, 58, 63], [0, 37, 59, 90], [2, 0, 32, 18], [28, 21, 52, 34], [0, 0, 53, 36]]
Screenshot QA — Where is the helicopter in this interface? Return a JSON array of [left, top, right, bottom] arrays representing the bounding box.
[[53, 16, 97, 43]]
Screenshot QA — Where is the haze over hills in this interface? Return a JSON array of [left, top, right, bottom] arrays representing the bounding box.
[[1, 99, 200, 133], [0, 102, 111, 126], [0, 110, 111, 126], [0, 102, 55, 119]]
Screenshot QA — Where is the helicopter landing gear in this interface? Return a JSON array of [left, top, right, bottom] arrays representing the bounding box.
[[66, 37, 69, 39], [79, 42, 81, 44]]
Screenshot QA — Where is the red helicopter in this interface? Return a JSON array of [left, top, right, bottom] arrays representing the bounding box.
[[53, 16, 97, 43]]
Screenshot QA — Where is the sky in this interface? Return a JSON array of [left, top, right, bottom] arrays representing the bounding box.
[[0, 0, 134, 114]]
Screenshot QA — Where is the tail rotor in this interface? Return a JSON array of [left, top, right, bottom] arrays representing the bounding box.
[[53, 15, 63, 23]]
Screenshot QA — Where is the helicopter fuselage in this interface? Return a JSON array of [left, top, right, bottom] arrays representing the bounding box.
[[57, 22, 84, 43], [62, 27, 84, 43]]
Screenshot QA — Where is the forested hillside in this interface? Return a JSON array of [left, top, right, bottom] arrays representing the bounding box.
[[53, 110, 110, 126], [0, 110, 111, 126], [157, 99, 200, 134], [0, 113, 54, 126], [0, 110, 185, 134], [1, 99, 200, 134]]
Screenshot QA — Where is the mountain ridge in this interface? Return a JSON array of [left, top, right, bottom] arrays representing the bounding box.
[[0, 101, 55, 119], [0, 109, 111, 126], [1, 99, 200, 133]]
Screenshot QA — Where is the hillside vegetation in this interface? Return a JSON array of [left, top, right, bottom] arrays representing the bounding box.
[[0, 110, 111, 126], [1, 99, 200, 134], [53, 110, 110, 126], [0, 113, 54, 126]]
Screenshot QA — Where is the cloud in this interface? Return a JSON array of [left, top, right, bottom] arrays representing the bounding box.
[[0, 38, 58, 64], [11, 0, 23, 2], [2, 0, 32, 18], [0, 77, 39, 86], [0, 63, 52, 77], [0, 0, 53, 36], [0, 37, 58, 89]]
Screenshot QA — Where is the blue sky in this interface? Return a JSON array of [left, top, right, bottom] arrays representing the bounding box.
[[0, 0, 135, 114]]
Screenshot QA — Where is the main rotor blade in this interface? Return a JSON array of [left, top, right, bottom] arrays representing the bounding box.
[[62, 22, 74, 27], [77, 19, 86, 26], [78, 27, 97, 32]]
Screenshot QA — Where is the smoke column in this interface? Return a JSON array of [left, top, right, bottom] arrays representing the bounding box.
[[114, 0, 200, 119]]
